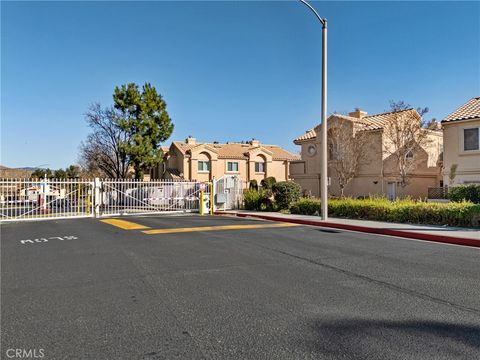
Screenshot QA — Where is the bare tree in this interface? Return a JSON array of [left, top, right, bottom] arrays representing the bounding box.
[[383, 101, 436, 187], [79, 104, 131, 178], [328, 120, 369, 197]]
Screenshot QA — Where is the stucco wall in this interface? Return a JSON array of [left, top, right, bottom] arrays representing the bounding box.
[[442, 119, 480, 185], [155, 144, 292, 184], [291, 115, 443, 199]]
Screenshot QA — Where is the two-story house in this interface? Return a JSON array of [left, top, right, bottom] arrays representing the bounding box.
[[441, 97, 480, 185], [291, 109, 443, 199], [151, 137, 299, 184]]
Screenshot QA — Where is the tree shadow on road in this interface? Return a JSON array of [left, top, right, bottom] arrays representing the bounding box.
[[300, 318, 480, 360]]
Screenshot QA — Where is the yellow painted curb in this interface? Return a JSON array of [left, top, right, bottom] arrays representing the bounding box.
[[100, 218, 150, 230], [142, 222, 299, 235]]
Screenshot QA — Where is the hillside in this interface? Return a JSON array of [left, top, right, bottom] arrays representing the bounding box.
[[0, 165, 34, 178]]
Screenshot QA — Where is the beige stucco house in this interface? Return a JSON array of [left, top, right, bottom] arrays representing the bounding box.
[[441, 97, 480, 185], [291, 109, 443, 199], [151, 137, 299, 183]]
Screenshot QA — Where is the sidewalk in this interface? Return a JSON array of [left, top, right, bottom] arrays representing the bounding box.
[[214, 210, 480, 248]]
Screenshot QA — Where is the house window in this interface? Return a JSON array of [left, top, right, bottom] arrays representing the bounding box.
[[464, 128, 479, 151], [227, 162, 239, 172], [328, 143, 338, 160], [198, 160, 210, 172], [406, 151, 414, 159], [255, 162, 265, 173]]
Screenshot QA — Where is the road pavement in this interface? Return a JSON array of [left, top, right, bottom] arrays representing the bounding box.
[[1, 215, 479, 359]]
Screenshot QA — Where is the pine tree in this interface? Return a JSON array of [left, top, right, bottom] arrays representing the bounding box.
[[113, 83, 173, 179]]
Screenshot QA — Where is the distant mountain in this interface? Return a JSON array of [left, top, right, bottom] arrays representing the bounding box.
[[0, 165, 44, 170], [0, 165, 34, 178], [18, 167, 41, 171]]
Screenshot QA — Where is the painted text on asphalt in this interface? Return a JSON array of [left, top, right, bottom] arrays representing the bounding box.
[[20, 236, 78, 245]]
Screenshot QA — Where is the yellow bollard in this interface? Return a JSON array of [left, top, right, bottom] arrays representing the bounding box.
[[200, 190, 204, 216]]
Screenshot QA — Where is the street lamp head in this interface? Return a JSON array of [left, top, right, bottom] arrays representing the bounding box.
[[299, 0, 326, 26]]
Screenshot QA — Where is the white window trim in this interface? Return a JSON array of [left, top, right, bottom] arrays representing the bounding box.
[[226, 161, 240, 173]]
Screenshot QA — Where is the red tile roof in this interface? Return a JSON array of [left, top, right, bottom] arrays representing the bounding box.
[[442, 97, 480, 123], [172, 141, 299, 161], [294, 109, 418, 143], [294, 128, 317, 142]]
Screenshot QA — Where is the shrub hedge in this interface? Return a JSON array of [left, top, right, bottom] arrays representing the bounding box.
[[243, 188, 274, 211], [244, 188, 264, 211], [289, 197, 480, 228], [272, 181, 302, 210], [289, 198, 319, 216], [449, 185, 480, 204], [260, 177, 277, 190]]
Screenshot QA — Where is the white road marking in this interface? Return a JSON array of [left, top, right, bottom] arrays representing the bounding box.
[[19, 235, 78, 245]]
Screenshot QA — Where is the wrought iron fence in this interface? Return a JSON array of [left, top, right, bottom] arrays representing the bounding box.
[[214, 175, 245, 210], [427, 187, 449, 200], [0, 178, 94, 221], [99, 179, 207, 217], [0, 178, 216, 221]]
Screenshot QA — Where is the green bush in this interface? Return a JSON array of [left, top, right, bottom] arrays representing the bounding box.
[[449, 185, 480, 204], [249, 180, 258, 191], [272, 181, 302, 210], [289, 198, 320, 215], [289, 196, 480, 228], [244, 188, 263, 210], [243, 188, 274, 211], [328, 197, 391, 222], [260, 177, 276, 190]]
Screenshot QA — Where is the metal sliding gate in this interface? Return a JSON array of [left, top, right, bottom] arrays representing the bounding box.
[[0, 178, 213, 222], [0, 178, 94, 222], [99, 179, 208, 217]]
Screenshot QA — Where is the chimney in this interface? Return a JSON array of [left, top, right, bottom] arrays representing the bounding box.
[[249, 139, 260, 147], [185, 136, 196, 145], [348, 109, 368, 119]]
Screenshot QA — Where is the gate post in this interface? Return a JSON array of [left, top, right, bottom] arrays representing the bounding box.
[[209, 181, 214, 215], [212, 178, 216, 213], [94, 178, 101, 218]]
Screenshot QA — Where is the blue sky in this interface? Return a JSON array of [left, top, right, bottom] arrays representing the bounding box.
[[1, 1, 479, 169]]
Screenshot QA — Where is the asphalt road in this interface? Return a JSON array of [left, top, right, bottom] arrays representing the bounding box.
[[1, 215, 479, 359]]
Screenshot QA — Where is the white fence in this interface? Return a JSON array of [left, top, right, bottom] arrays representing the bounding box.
[[214, 175, 245, 211], [0, 177, 242, 222], [99, 179, 207, 217], [0, 178, 94, 221]]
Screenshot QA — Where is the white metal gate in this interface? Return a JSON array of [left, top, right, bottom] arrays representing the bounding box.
[[98, 179, 207, 217], [0, 178, 212, 222], [0, 178, 94, 222], [214, 175, 245, 211]]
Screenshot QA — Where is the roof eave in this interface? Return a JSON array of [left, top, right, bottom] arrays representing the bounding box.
[[293, 137, 316, 144], [441, 116, 480, 124]]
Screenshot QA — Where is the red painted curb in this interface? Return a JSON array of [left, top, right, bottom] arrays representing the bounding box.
[[214, 211, 480, 248]]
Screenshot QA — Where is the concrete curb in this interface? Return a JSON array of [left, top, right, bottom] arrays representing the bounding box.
[[214, 211, 480, 248]]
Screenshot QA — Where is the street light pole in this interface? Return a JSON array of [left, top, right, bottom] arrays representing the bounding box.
[[299, 0, 328, 220]]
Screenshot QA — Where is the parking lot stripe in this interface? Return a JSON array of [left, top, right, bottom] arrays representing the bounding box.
[[100, 218, 150, 230], [142, 222, 299, 235]]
